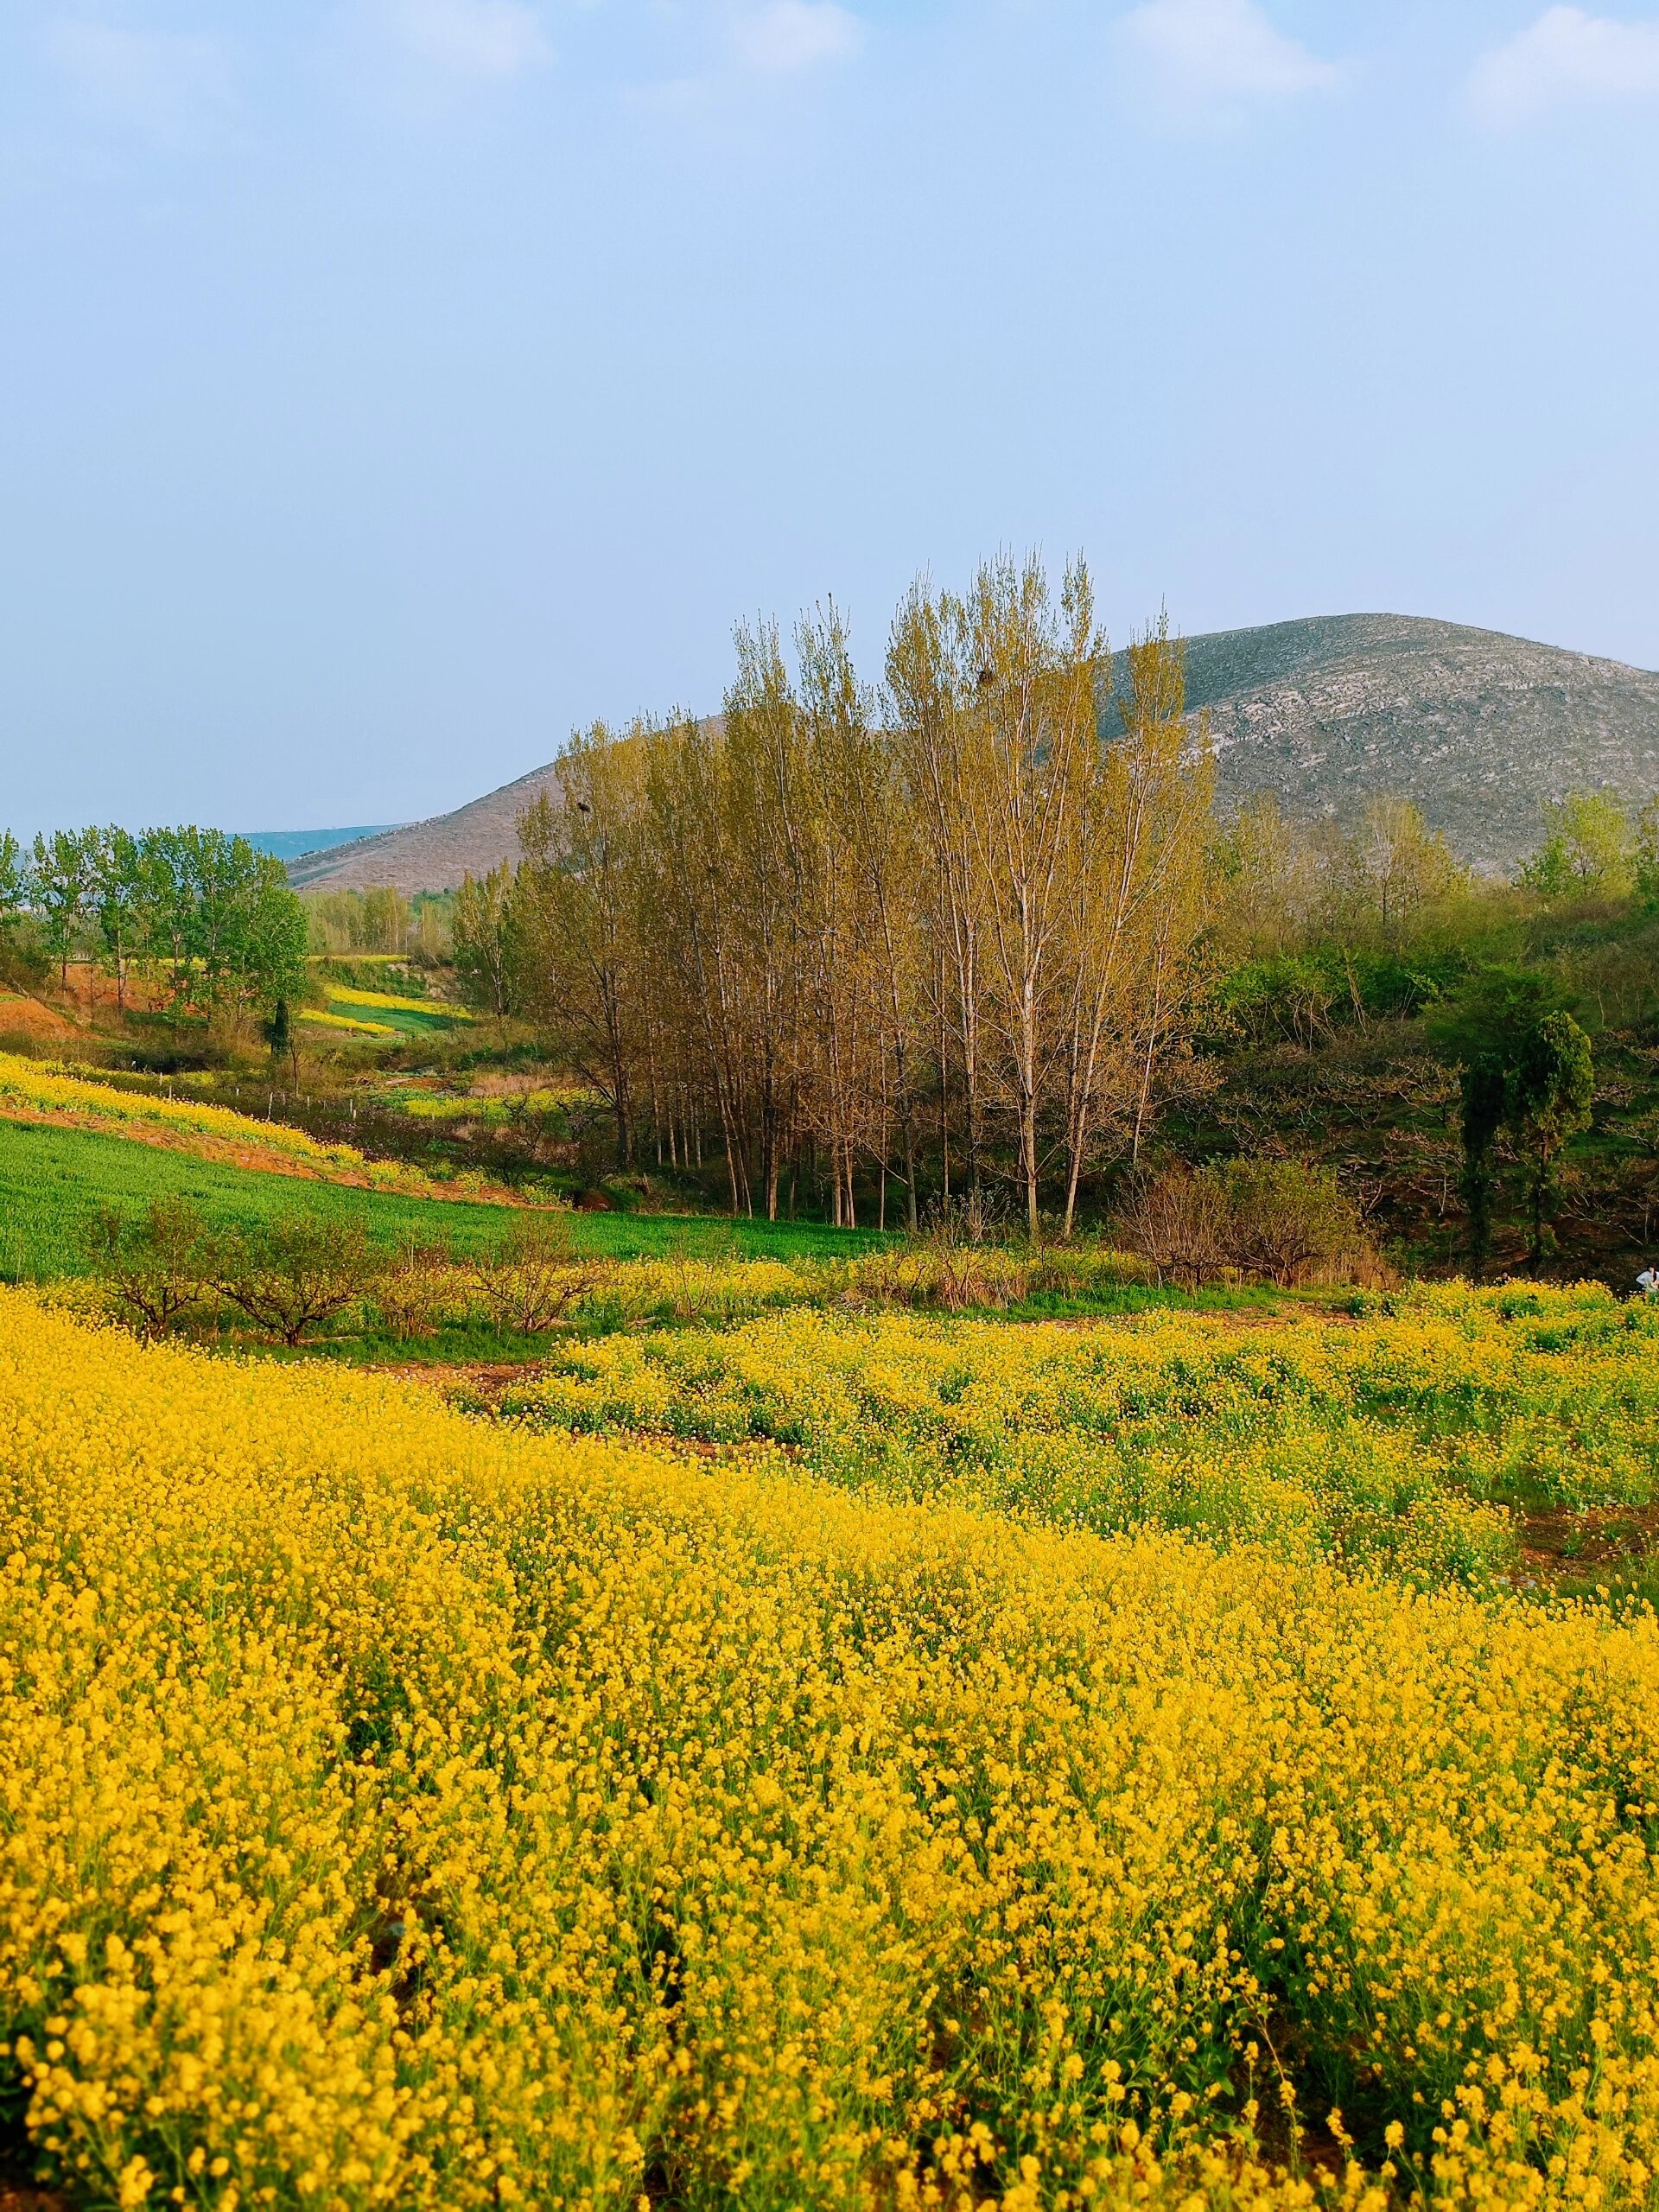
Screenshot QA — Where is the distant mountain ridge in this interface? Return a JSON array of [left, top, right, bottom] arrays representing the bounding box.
[[245, 826, 398, 862], [288, 613, 1659, 893]]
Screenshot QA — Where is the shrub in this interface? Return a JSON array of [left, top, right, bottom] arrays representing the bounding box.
[[1117, 1157, 1379, 1287], [465, 1215, 609, 1335], [1025, 1243, 1156, 1297], [81, 1195, 213, 1338], [1212, 1157, 1370, 1286], [213, 1213, 385, 1345], [372, 1243, 463, 1338], [1114, 1168, 1231, 1286]]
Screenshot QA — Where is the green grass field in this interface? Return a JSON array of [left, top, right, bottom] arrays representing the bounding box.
[[0, 1117, 886, 1281], [320, 1000, 462, 1036]]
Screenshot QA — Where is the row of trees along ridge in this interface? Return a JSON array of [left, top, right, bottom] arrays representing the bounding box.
[[454, 556, 1214, 1232], [0, 824, 305, 1033]]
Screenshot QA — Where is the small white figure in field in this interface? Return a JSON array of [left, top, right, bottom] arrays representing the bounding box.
[[1637, 1267, 1659, 1300]]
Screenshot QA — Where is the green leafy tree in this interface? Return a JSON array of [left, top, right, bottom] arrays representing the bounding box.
[[1457, 1053, 1507, 1276], [239, 857, 308, 1030], [186, 830, 283, 1014], [130, 827, 304, 1033], [0, 833, 23, 966], [1435, 971, 1592, 1269], [29, 828, 91, 996], [85, 825, 144, 1008], [1510, 1011, 1595, 1267], [1435, 968, 1566, 1269], [134, 826, 200, 1016], [1432, 963, 1565, 1062], [1519, 791, 1631, 899], [0, 832, 22, 916], [263, 996, 300, 1090]]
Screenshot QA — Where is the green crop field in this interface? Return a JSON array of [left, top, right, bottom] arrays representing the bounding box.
[[321, 999, 461, 1036], [0, 1116, 886, 1281]]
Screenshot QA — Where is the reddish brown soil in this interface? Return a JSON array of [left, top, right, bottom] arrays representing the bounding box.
[[0, 991, 76, 1040], [373, 1359, 544, 1402], [1519, 1503, 1659, 1583]]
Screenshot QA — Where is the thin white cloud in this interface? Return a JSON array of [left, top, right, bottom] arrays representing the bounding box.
[[1114, 0, 1339, 116], [45, 20, 237, 146], [367, 0, 552, 77], [1471, 7, 1659, 126], [731, 0, 864, 73]]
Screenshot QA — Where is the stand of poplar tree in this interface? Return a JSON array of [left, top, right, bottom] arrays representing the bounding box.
[[458, 556, 1214, 1233]]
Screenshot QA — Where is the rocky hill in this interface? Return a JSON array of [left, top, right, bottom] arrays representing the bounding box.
[[1154, 613, 1659, 871], [289, 613, 1659, 893]]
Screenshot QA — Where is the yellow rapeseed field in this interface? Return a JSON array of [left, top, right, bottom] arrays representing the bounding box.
[[325, 987, 474, 1021], [505, 1283, 1659, 1585], [302, 1010, 399, 1038], [0, 1053, 365, 1170], [0, 1054, 496, 1201], [4, 1291, 1659, 2209]]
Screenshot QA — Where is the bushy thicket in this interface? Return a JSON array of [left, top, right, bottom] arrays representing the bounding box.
[[1116, 1158, 1378, 1287]]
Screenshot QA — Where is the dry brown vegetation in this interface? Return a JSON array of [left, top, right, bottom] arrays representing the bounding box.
[[459, 556, 1213, 1236]]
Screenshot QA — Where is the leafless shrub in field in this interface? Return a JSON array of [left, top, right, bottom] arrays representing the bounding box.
[[465, 1214, 607, 1335], [373, 1243, 462, 1338], [1116, 1158, 1381, 1288], [1215, 1159, 1372, 1287], [213, 1215, 385, 1345], [1115, 1170, 1231, 1287]]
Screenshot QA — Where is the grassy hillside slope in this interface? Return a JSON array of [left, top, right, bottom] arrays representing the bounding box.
[[0, 1118, 880, 1280]]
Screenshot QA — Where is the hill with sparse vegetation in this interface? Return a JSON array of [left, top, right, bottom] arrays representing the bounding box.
[[285, 612, 1659, 893]]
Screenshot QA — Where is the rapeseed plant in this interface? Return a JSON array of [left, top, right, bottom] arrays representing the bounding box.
[[3, 1292, 1659, 2207], [506, 1285, 1659, 1580]]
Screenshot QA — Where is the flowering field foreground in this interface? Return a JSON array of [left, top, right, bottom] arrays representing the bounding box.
[[503, 1283, 1659, 1586], [4, 1295, 1659, 2209]]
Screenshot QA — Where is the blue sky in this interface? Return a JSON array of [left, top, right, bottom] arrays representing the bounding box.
[[3, 0, 1658, 834]]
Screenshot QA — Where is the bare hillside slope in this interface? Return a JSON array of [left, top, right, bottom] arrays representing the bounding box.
[[290, 614, 1659, 892], [284, 762, 565, 895], [1144, 613, 1659, 871]]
